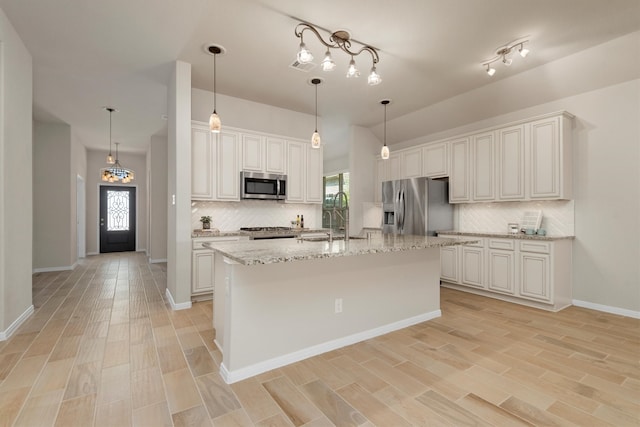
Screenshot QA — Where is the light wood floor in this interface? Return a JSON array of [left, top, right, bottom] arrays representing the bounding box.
[[0, 252, 638, 426]]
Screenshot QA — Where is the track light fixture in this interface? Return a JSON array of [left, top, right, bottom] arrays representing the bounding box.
[[205, 44, 226, 133], [380, 99, 391, 160], [482, 38, 530, 76], [310, 78, 322, 148], [294, 22, 381, 86]]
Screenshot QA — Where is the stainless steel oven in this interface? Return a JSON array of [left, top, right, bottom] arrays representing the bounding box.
[[240, 171, 287, 200]]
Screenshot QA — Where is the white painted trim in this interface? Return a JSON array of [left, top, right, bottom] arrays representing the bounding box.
[[0, 305, 34, 341], [87, 252, 99, 256], [165, 288, 191, 311], [219, 309, 441, 384], [32, 262, 77, 274], [572, 299, 640, 319], [148, 258, 167, 264]]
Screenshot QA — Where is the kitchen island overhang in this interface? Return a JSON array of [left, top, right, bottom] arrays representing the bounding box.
[[205, 235, 476, 384]]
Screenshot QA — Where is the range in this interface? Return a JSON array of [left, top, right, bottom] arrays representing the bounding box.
[[240, 226, 297, 240]]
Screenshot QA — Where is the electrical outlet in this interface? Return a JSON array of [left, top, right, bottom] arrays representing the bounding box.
[[334, 298, 343, 314]]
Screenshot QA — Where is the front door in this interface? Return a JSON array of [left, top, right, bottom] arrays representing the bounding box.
[[100, 185, 136, 253]]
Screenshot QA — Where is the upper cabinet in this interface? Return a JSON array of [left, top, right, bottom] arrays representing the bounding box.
[[471, 132, 495, 201], [449, 137, 471, 203], [529, 115, 572, 200], [422, 142, 448, 178], [498, 125, 525, 200], [401, 148, 422, 178], [191, 122, 322, 204]]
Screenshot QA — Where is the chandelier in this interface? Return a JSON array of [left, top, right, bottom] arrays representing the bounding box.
[[100, 107, 134, 183], [482, 38, 530, 76], [294, 22, 381, 85]]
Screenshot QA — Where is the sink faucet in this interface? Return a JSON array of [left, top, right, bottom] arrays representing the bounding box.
[[322, 210, 333, 241], [332, 191, 349, 242]]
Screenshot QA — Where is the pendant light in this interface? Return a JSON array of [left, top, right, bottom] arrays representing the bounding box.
[[310, 78, 322, 149], [104, 107, 116, 164], [380, 99, 391, 160], [206, 44, 225, 133]]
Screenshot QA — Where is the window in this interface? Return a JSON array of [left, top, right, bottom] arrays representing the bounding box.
[[322, 172, 349, 229]]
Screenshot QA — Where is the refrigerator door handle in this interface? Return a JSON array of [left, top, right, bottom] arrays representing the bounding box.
[[399, 189, 406, 232]]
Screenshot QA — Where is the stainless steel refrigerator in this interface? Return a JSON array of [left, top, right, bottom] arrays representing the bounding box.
[[381, 178, 453, 236]]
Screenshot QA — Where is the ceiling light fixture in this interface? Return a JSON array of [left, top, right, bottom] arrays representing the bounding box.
[[205, 44, 226, 133], [294, 22, 381, 86], [103, 106, 117, 164], [310, 78, 322, 148], [380, 99, 391, 160], [482, 38, 530, 76], [100, 108, 134, 183]]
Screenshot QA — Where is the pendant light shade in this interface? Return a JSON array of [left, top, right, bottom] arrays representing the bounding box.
[[380, 99, 391, 160], [206, 44, 225, 133], [310, 78, 322, 149]]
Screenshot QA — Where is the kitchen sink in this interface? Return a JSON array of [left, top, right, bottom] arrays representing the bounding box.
[[299, 234, 367, 242]]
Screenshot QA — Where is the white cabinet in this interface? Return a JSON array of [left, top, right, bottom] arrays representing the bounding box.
[[285, 141, 322, 204], [498, 125, 525, 200], [472, 132, 495, 201], [389, 153, 401, 181], [216, 131, 240, 200], [461, 240, 485, 289], [449, 137, 470, 203], [440, 235, 572, 311], [529, 115, 572, 200], [191, 125, 214, 200], [487, 239, 516, 295], [374, 158, 385, 203], [241, 133, 263, 172], [422, 142, 448, 178], [402, 148, 423, 178], [265, 137, 286, 174], [191, 236, 249, 296], [306, 145, 323, 203]]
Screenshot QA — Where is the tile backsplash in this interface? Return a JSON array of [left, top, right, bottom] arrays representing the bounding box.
[[456, 200, 574, 236], [192, 200, 321, 231]]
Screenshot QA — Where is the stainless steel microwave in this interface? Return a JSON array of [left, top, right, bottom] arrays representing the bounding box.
[[240, 171, 287, 200]]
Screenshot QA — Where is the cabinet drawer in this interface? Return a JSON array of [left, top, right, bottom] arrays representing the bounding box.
[[489, 239, 515, 250], [519, 241, 551, 254], [193, 236, 243, 250], [463, 237, 484, 248]]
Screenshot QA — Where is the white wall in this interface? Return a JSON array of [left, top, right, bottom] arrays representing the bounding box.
[[0, 6, 33, 336], [148, 134, 167, 262], [85, 149, 148, 255], [33, 121, 73, 270]]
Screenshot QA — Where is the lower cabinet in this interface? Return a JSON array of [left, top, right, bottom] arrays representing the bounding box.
[[192, 236, 249, 297], [440, 235, 572, 311]]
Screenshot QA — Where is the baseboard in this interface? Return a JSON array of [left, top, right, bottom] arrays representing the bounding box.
[[165, 288, 192, 311], [87, 251, 98, 256], [0, 305, 34, 341], [32, 262, 76, 274], [148, 258, 167, 264], [572, 299, 640, 319], [219, 309, 442, 384]]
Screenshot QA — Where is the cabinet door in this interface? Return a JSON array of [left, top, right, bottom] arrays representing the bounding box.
[[498, 125, 525, 200], [306, 145, 323, 203], [216, 131, 240, 200], [286, 141, 305, 202], [461, 246, 484, 288], [191, 126, 214, 200], [440, 246, 459, 283], [472, 132, 495, 201], [530, 117, 560, 199], [389, 153, 401, 181], [449, 137, 470, 203], [519, 252, 551, 302], [265, 137, 286, 174], [374, 158, 387, 203], [241, 133, 263, 172], [488, 250, 515, 294], [422, 142, 448, 177], [402, 148, 423, 178], [192, 250, 214, 294]]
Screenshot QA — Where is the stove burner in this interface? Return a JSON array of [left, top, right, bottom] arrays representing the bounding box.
[[240, 227, 292, 232]]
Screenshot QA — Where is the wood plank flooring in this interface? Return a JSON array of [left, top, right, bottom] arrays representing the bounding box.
[[0, 252, 638, 426]]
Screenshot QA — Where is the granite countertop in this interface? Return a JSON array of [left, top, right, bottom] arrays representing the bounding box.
[[203, 234, 478, 266], [191, 228, 328, 238], [437, 230, 575, 241]]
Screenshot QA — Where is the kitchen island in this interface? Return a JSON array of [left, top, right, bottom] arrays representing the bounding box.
[[205, 234, 475, 384]]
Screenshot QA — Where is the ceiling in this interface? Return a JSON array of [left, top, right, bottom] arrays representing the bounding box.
[[1, 0, 639, 160]]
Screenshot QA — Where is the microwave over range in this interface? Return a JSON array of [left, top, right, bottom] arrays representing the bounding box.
[[240, 171, 287, 200]]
